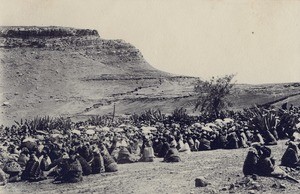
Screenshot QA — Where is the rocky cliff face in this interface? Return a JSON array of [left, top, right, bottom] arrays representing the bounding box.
[[0, 26, 169, 77], [0, 26, 99, 38]]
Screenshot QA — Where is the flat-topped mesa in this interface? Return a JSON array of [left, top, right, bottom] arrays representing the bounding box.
[[0, 26, 104, 48], [0, 26, 99, 38]]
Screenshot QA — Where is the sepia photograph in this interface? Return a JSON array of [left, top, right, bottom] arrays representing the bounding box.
[[1, 0, 300, 193]]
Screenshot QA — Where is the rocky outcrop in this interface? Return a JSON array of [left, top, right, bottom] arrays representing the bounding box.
[[0, 26, 98, 38], [0, 26, 101, 49]]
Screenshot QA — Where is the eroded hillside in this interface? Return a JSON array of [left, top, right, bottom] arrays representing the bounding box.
[[0, 26, 300, 125], [0, 26, 198, 125]]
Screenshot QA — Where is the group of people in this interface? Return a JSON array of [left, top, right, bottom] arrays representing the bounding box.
[[0, 123, 184, 185], [243, 141, 300, 183], [0, 105, 300, 186]]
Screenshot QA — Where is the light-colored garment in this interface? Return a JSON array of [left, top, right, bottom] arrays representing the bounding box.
[[179, 143, 191, 154], [0, 168, 7, 185], [177, 139, 184, 150], [143, 147, 154, 159]]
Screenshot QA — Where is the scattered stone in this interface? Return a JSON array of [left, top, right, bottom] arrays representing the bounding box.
[[251, 174, 258, 180], [195, 177, 209, 187], [208, 189, 217, 194], [248, 190, 255, 194], [2, 102, 9, 106], [237, 176, 251, 186], [271, 183, 278, 188], [249, 181, 261, 190], [229, 183, 235, 190], [220, 187, 228, 191], [279, 183, 286, 189]]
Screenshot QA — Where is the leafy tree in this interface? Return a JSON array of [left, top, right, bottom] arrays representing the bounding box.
[[194, 74, 235, 119]]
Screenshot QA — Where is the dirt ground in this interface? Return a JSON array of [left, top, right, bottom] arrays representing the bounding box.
[[1, 140, 300, 194]]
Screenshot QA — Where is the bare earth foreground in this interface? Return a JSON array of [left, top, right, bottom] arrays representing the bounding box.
[[1, 140, 300, 194]]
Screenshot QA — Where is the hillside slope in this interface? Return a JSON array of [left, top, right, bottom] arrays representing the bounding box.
[[0, 26, 198, 125], [0, 26, 299, 125]]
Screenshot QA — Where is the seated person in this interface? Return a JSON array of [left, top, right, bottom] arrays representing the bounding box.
[[226, 131, 239, 149], [281, 141, 300, 168], [75, 153, 92, 176], [163, 142, 181, 163], [3, 160, 22, 182], [179, 139, 191, 153], [117, 146, 138, 164], [256, 145, 299, 183], [263, 130, 277, 146], [99, 143, 118, 172], [0, 168, 7, 186], [53, 153, 83, 183], [243, 145, 260, 176], [199, 134, 211, 151], [21, 153, 46, 182], [157, 138, 169, 158], [140, 141, 155, 162], [91, 148, 105, 174]]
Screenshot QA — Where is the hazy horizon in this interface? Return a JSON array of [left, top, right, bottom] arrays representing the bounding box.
[[1, 0, 300, 84]]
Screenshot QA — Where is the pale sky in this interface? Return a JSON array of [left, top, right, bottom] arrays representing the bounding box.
[[1, 0, 300, 84]]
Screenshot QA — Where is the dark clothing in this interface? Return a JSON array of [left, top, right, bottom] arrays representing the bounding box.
[[40, 156, 50, 171], [164, 147, 181, 163], [157, 142, 170, 158], [256, 157, 275, 176], [117, 147, 137, 164], [91, 153, 105, 174], [199, 138, 211, 151], [226, 132, 239, 149], [243, 148, 259, 176], [102, 152, 118, 172], [54, 159, 83, 183], [76, 155, 92, 176], [21, 159, 45, 182], [263, 131, 277, 146], [281, 146, 299, 168]]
